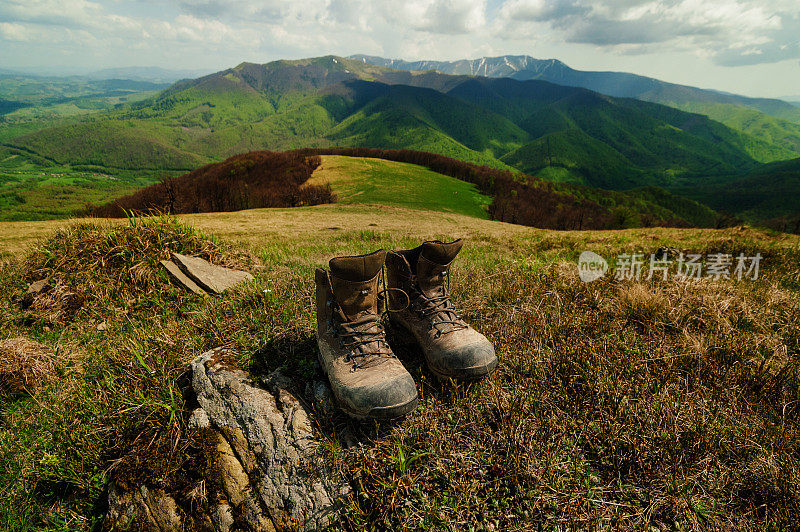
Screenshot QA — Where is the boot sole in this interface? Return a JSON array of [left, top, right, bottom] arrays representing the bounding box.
[[316, 336, 418, 421], [389, 319, 498, 381], [340, 396, 419, 421]]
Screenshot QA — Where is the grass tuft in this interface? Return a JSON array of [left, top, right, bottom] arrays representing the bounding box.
[[0, 337, 56, 397]]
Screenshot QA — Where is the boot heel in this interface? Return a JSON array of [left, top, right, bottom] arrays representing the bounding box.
[[389, 319, 417, 347]]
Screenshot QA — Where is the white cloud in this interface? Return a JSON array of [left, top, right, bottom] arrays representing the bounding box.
[[0, 22, 32, 41], [494, 0, 797, 66], [0, 0, 797, 95], [0, 0, 106, 29]]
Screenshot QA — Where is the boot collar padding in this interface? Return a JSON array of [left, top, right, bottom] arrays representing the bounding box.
[[420, 239, 463, 266], [329, 249, 386, 282]]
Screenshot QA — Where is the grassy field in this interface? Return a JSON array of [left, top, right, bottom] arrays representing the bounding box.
[[1, 206, 799, 530], [0, 147, 183, 222], [307, 155, 492, 218]]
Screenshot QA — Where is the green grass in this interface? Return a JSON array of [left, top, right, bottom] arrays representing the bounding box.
[[310, 155, 492, 218], [0, 148, 176, 221], [1, 211, 799, 529]]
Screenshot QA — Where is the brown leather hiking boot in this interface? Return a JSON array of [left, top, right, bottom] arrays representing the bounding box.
[[315, 249, 418, 420], [386, 240, 497, 380]]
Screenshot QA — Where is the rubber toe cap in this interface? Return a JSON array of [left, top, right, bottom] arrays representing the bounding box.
[[433, 340, 497, 380], [336, 372, 418, 420]]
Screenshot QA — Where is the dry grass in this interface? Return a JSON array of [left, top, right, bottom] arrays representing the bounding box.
[[24, 283, 85, 324], [0, 209, 799, 530], [324, 260, 800, 530], [0, 337, 56, 396]]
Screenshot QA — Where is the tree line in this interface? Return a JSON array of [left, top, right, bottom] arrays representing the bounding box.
[[89, 146, 695, 230], [88, 151, 333, 217]]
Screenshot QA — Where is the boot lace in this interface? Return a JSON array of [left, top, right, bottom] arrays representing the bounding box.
[[328, 284, 409, 371], [409, 271, 467, 338]]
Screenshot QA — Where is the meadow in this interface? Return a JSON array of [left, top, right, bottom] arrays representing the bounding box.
[[1, 204, 798, 530]]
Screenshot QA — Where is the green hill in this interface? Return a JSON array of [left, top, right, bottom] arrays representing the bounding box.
[[307, 155, 492, 218], [657, 101, 800, 155], [305, 154, 718, 228], [676, 157, 800, 222], [11, 120, 210, 170], [3, 55, 795, 225], [500, 129, 641, 188]]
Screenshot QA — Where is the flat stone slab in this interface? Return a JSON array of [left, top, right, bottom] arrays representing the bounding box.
[[159, 260, 206, 295], [171, 253, 254, 295]]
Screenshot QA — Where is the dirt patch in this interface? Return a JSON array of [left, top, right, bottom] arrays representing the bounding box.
[[0, 337, 57, 396]]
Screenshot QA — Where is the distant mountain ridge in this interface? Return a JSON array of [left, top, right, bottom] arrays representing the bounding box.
[[87, 66, 213, 83], [350, 54, 800, 122], [351, 54, 800, 157]]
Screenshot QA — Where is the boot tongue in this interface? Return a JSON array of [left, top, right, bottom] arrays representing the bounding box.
[[417, 240, 463, 297], [329, 249, 386, 319]]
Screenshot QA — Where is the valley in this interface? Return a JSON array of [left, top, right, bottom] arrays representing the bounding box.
[[2, 56, 799, 230]]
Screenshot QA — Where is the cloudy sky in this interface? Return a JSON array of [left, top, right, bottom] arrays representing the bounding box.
[[1, 0, 799, 97]]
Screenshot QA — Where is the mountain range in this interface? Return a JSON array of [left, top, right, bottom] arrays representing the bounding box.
[[351, 54, 800, 157], [86, 67, 214, 83], [351, 55, 800, 121], [4, 55, 799, 225]]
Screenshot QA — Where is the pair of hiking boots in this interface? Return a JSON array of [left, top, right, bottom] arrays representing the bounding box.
[[315, 239, 497, 420]]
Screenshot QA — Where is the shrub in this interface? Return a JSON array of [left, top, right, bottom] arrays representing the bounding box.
[[88, 152, 331, 217]]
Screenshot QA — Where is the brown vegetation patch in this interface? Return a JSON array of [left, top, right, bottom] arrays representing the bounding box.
[[0, 337, 57, 396], [88, 151, 333, 217], [24, 283, 85, 323]]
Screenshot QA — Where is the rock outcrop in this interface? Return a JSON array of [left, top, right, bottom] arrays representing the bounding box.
[[105, 347, 348, 530]]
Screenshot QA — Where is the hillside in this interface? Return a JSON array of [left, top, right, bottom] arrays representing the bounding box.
[[677, 157, 800, 224], [352, 54, 800, 158], [89, 149, 717, 230], [308, 153, 719, 228], [296, 148, 720, 229], [5, 55, 798, 227], [2, 209, 799, 528], [5, 57, 784, 194], [305, 155, 492, 218], [0, 73, 167, 122]]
